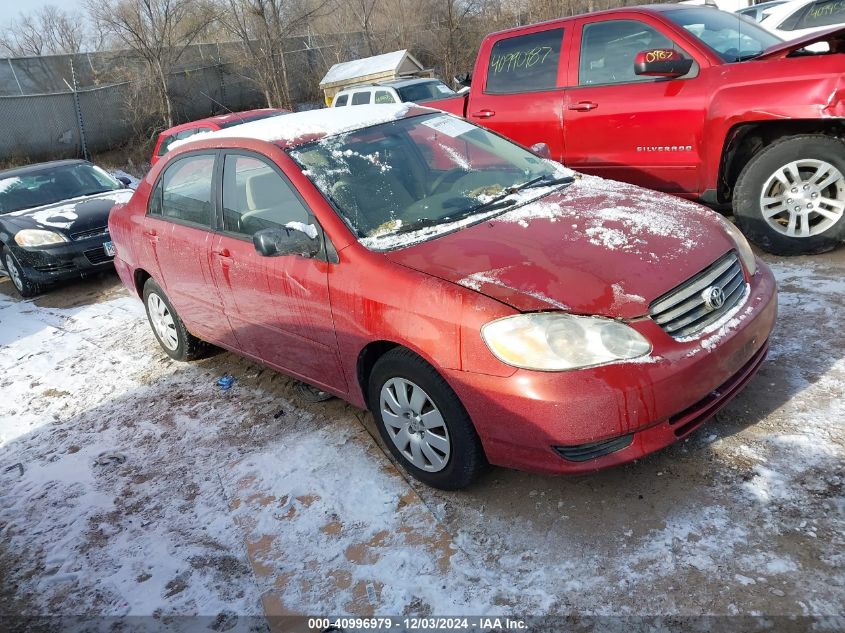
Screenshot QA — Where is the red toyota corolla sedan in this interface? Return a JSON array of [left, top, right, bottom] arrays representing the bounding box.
[[109, 104, 777, 489]]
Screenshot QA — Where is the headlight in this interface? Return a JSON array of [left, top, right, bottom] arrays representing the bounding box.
[[481, 313, 652, 371], [14, 229, 68, 247], [718, 216, 756, 276]]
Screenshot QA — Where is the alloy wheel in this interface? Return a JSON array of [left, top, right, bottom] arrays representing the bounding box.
[[147, 293, 178, 351], [379, 377, 451, 472], [759, 159, 845, 238]]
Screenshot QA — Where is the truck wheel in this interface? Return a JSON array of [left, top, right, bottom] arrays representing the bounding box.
[[368, 348, 486, 490], [733, 135, 845, 255]]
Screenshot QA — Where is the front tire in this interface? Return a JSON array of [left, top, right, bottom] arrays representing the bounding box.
[[2, 248, 44, 298], [368, 348, 485, 490], [733, 134, 845, 255], [142, 279, 206, 361]]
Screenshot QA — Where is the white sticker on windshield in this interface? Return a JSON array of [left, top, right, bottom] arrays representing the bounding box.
[[420, 115, 475, 138], [436, 84, 452, 93]]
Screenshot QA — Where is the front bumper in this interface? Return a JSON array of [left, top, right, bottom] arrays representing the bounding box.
[[445, 262, 778, 474], [7, 235, 115, 284]]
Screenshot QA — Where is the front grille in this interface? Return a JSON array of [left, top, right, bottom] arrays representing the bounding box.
[[71, 226, 108, 241], [554, 434, 633, 462], [84, 247, 114, 265], [649, 251, 747, 340]]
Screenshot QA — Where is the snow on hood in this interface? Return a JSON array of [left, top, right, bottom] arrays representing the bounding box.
[[169, 104, 414, 151], [385, 175, 735, 319], [8, 189, 133, 230]]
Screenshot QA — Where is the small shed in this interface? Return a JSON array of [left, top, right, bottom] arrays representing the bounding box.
[[319, 49, 432, 105]]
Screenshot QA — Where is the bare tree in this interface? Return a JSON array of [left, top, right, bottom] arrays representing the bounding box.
[[87, 0, 221, 127], [221, 0, 330, 109], [0, 6, 88, 56]]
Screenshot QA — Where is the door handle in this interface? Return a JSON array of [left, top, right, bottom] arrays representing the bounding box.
[[212, 248, 231, 258], [143, 229, 158, 242], [568, 101, 598, 112], [471, 109, 496, 119]]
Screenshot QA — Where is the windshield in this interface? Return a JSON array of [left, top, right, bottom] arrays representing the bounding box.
[[0, 163, 122, 214], [290, 113, 571, 249], [396, 81, 456, 103], [664, 8, 782, 61]]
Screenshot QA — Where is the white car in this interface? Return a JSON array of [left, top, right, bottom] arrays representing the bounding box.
[[736, 0, 788, 22], [759, 0, 845, 40], [331, 78, 455, 108]]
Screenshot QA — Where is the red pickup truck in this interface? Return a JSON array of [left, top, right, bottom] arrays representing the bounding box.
[[427, 5, 845, 255]]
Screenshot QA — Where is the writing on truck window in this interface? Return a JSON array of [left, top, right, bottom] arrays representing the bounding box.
[[800, 0, 845, 28], [485, 28, 564, 94]]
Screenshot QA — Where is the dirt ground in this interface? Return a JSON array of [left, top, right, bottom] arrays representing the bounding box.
[[0, 248, 843, 627]]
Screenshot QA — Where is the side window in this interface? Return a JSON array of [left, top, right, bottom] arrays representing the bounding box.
[[221, 154, 310, 237], [374, 90, 396, 104], [579, 20, 681, 86], [796, 0, 845, 28], [485, 28, 564, 94], [351, 91, 371, 105], [334, 94, 349, 107], [159, 154, 215, 227]]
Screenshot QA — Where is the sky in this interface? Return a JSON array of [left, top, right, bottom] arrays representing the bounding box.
[[0, 0, 86, 27]]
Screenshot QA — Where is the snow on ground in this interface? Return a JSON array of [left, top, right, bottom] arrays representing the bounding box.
[[1, 251, 844, 622]]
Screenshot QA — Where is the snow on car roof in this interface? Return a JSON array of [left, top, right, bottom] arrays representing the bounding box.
[[169, 104, 416, 151]]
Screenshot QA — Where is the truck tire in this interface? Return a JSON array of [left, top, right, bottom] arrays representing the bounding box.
[[733, 134, 845, 255]]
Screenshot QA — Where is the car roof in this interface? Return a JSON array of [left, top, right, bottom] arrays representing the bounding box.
[[160, 108, 286, 135], [0, 159, 89, 179], [168, 104, 432, 153]]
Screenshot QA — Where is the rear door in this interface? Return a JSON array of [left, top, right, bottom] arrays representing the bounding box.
[[466, 24, 571, 160], [562, 14, 708, 193], [146, 152, 238, 348], [209, 151, 347, 392]]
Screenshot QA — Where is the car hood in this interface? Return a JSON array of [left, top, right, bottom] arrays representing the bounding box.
[[384, 176, 736, 319], [757, 25, 845, 60], [4, 189, 134, 236]]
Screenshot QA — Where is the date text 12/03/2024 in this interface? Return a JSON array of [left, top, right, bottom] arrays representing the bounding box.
[[307, 617, 529, 630]]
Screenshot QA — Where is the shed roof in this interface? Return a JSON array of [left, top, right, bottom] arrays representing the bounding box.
[[319, 50, 424, 89]]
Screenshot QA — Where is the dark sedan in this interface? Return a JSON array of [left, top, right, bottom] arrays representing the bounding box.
[[0, 160, 134, 297]]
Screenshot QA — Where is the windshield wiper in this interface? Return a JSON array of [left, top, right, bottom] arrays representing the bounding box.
[[393, 198, 517, 236], [389, 174, 575, 237]]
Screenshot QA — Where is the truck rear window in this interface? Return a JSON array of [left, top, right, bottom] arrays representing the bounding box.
[[485, 28, 564, 94]]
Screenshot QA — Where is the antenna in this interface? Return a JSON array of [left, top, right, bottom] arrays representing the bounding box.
[[199, 90, 243, 121]]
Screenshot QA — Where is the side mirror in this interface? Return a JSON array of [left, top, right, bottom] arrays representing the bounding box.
[[117, 176, 132, 187], [634, 49, 693, 78], [530, 142, 552, 159], [454, 72, 472, 89], [253, 224, 320, 258]]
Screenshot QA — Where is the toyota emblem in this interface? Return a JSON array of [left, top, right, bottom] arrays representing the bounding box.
[[702, 286, 726, 311]]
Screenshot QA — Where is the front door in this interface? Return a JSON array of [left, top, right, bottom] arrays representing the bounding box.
[[147, 152, 238, 348], [209, 151, 347, 392], [466, 26, 570, 160], [563, 16, 708, 193]]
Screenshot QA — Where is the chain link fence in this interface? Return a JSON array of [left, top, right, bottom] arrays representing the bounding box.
[[0, 37, 344, 163]]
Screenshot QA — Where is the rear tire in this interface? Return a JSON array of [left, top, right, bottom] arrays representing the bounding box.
[[368, 348, 485, 490], [733, 134, 845, 255], [142, 278, 207, 361], [2, 248, 44, 298]]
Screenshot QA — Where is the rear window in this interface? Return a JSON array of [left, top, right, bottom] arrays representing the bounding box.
[[351, 91, 371, 105], [485, 28, 564, 94], [158, 127, 213, 155], [218, 111, 285, 129], [395, 81, 456, 102], [795, 0, 845, 29]]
